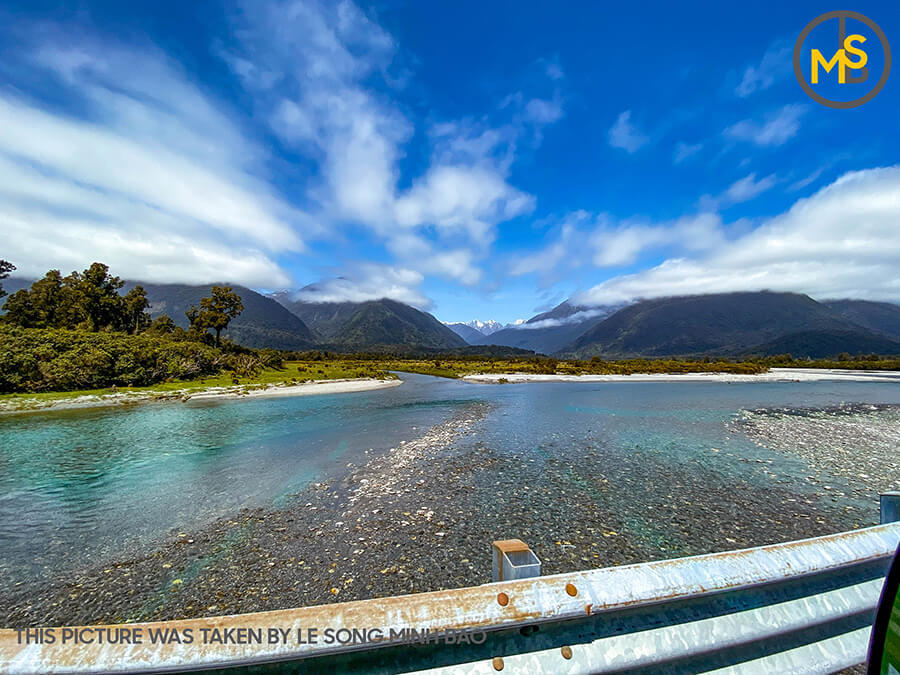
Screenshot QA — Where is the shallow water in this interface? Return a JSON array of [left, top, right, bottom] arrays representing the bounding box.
[[1, 374, 899, 585]]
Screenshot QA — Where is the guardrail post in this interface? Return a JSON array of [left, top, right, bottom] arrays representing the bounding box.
[[881, 492, 900, 524], [492, 539, 541, 582]]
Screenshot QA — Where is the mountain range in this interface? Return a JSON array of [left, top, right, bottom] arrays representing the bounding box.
[[138, 283, 316, 350], [561, 292, 900, 359], [469, 301, 622, 354], [443, 319, 517, 342], [3, 276, 900, 358], [272, 290, 466, 352]]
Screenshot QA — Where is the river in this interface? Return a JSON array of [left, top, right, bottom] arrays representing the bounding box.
[[2, 373, 899, 609]]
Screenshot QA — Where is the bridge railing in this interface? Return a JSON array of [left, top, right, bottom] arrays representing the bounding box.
[[2, 494, 899, 674]]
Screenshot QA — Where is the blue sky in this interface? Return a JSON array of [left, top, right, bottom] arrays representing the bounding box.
[[1, 1, 898, 324]]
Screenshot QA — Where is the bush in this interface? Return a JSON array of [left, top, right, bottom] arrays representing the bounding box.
[[227, 353, 262, 378], [0, 325, 222, 392]]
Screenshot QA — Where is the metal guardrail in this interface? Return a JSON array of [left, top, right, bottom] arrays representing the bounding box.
[[2, 500, 899, 674]]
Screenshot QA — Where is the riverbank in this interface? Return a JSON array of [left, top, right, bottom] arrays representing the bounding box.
[[6, 363, 898, 414], [462, 367, 900, 384], [0, 377, 400, 414], [0, 394, 872, 628]]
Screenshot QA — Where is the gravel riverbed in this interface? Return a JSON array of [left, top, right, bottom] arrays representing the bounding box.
[[0, 400, 883, 628], [731, 403, 900, 503]]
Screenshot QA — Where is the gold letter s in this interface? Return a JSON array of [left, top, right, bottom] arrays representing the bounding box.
[[843, 34, 868, 69]]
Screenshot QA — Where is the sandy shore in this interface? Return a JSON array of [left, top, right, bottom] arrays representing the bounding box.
[[0, 377, 401, 415], [463, 367, 900, 384]]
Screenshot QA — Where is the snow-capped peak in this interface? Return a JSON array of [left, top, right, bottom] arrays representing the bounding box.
[[469, 319, 503, 334], [442, 319, 510, 336]]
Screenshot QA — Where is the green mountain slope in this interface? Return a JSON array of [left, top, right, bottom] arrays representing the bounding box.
[[823, 300, 900, 339], [743, 329, 900, 358], [563, 291, 891, 358], [138, 283, 315, 350], [276, 295, 467, 351]]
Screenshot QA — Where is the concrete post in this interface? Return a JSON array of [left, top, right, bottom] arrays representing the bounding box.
[[881, 492, 900, 524]]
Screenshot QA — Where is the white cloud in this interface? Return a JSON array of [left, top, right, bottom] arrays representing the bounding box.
[[542, 59, 564, 81], [222, 0, 549, 289], [423, 248, 483, 286], [510, 210, 591, 277], [510, 223, 579, 277], [0, 39, 306, 287], [608, 110, 649, 153], [722, 172, 777, 204], [513, 307, 616, 330], [293, 264, 429, 308], [673, 141, 703, 164], [735, 42, 791, 97], [4, 0, 566, 303], [525, 98, 563, 125], [725, 104, 806, 147], [394, 165, 534, 246], [575, 166, 900, 306], [592, 213, 726, 267], [510, 211, 726, 280], [788, 167, 826, 192]]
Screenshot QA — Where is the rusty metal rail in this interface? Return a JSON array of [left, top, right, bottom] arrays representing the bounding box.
[[2, 519, 900, 674]]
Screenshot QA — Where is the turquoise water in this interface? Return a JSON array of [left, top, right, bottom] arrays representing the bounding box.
[[2, 374, 899, 585]]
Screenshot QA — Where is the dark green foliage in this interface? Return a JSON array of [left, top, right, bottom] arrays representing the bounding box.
[[255, 348, 284, 369], [186, 286, 244, 346], [146, 315, 176, 335], [78, 262, 125, 331], [3, 270, 78, 328], [0, 325, 222, 393], [0, 260, 14, 299], [2, 263, 156, 334], [118, 286, 151, 334]]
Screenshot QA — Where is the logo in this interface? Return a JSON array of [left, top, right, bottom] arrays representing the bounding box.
[[793, 11, 891, 109]]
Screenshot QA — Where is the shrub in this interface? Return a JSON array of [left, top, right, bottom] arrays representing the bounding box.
[[228, 353, 262, 378], [0, 325, 222, 392]]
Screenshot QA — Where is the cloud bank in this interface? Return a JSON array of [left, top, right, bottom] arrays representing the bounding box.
[[574, 166, 900, 306], [0, 39, 306, 286], [292, 264, 430, 308]]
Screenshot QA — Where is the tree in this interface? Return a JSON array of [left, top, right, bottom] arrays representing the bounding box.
[[2, 270, 79, 328], [0, 260, 14, 299], [186, 286, 243, 346], [147, 315, 176, 335], [77, 263, 125, 331], [2, 263, 152, 333], [119, 286, 151, 334]]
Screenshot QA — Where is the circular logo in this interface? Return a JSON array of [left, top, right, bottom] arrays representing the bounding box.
[[793, 11, 891, 109]]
